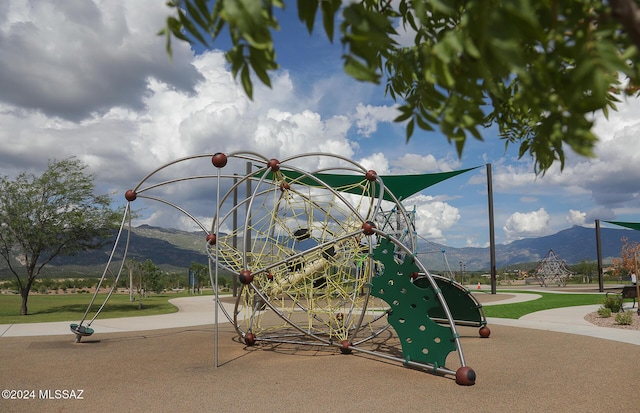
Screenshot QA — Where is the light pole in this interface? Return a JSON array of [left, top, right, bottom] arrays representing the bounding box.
[[459, 261, 463, 284]]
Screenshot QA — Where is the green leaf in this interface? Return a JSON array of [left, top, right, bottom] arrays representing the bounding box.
[[249, 50, 274, 88], [343, 55, 379, 82], [394, 105, 413, 122], [321, 0, 340, 43], [193, 0, 211, 20], [454, 133, 466, 157], [467, 125, 483, 141], [226, 46, 245, 76], [240, 64, 254, 99], [178, 8, 208, 47], [406, 118, 415, 141], [416, 114, 434, 131], [297, 0, 319, 33], [184, 0, 209, 33], [167, 17, 189, 42]]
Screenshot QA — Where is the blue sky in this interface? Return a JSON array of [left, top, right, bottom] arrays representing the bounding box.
[[2, 1, 640, 248]]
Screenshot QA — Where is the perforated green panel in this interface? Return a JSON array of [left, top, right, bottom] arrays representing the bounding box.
[[370, 238, 456, 368]]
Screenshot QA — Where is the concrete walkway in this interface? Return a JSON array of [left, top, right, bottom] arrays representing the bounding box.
[[0, 295, 233, 337], [479, 290, 640, 345], [1, 292, 639, 345], [489, 305, 640, 346]]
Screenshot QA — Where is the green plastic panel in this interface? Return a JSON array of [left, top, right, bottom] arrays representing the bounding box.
[[370, 238, 456, 368], [414, 277, 483, 326]]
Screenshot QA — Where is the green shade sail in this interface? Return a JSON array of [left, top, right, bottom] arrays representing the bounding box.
[[260, 166, 481, 201], [604, 221, 640, 232]]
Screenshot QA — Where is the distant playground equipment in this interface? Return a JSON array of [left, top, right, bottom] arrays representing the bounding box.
[[532, 249, 574, 287], [71, 151, 488, 385]]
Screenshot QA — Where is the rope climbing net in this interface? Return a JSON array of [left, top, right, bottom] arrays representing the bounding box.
[[209, 156, 394, 345]]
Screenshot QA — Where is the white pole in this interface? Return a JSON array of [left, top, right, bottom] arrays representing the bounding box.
[[214, 167, 221, 368], [129, 266, 134, 302]]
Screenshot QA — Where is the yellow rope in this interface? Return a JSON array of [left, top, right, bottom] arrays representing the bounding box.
[[216, 175, 387, 341]]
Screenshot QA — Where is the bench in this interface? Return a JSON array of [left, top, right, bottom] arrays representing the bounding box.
[[606, 285, 638, 308]]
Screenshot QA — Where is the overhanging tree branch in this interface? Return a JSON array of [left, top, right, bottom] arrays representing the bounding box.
[[611, 0, 640, 51]]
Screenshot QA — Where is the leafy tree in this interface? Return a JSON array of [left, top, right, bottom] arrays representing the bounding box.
[[124, 258, 142, 300], [571, 259, 598, 283], [612, 236, 640, 279], [166, 271, 187, 291], [189, 261, 209, 294], [161, 0, 640, 173], [140, 259, 166, 294], [0, 158, 119, 315]]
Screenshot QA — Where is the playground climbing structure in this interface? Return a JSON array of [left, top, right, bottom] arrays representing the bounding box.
[[533, 249, 574, 287], [71, 151, 487, 385]]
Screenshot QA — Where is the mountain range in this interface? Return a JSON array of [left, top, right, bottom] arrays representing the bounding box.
[[5, 224, 640, 278], [430, 225, 640, 271]]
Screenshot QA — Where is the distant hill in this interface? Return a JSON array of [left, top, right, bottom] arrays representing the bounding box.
[[2, 224, 639, 278], [0, 225, 211, 279], [421, 225, 640, 271]]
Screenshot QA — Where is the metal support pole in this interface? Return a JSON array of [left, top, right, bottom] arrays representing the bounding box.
[[245, 162, 252, 263], [486, 164, 497, 294], [129, 266, 134, 302], [232, 174, 238, 297], [214, 166, 222, 367], [595, 219, 604, 292]]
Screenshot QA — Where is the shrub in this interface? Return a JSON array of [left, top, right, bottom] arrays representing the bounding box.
[[597, 307, 612, 318], [601, 295, 624, 313], [615, 311, 634, 326]]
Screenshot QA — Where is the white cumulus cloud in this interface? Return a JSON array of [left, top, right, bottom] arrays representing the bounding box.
[[353, 103, 398, 137], [405, 194, 461, 244], [503, 208, 552, 242], [565, 209, 586, 226]]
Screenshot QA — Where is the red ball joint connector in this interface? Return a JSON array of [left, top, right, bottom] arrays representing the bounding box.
[[268, 158, 280, 172], [211, 152, 228, 168], [362, 221, 376, 235], [125, 190, 137, 202], [239, 269, 254, 285]]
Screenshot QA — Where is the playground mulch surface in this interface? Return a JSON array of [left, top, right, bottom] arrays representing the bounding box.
[[1, 298, 640, 412]]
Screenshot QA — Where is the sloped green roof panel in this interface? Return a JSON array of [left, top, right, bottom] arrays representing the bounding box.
[[375, 167, 481, 200], [260, 166, 481, 201], [604, 221, 640, 232]]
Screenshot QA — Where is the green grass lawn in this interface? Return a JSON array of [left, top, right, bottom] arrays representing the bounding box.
[[0, 292, 207, 324], [481, 291, 608, 319]]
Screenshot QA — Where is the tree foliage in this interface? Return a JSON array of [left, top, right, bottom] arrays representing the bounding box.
[[140, 259, 166, 294], [612, 236, 640, 276], [161, 0, 640, 173], [0, 158, 119, 315], [189, 261, 209, 293]]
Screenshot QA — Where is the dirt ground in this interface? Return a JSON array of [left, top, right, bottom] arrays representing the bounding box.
[[1, 287, 639, 412], [1, 320, 639, 413]]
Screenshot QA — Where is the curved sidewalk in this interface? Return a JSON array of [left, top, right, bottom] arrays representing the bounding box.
[[1, 293, 639, 345], [489, 303, 640, 345], [0, 295, 232, 338], [479, 291, 640, 345]]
